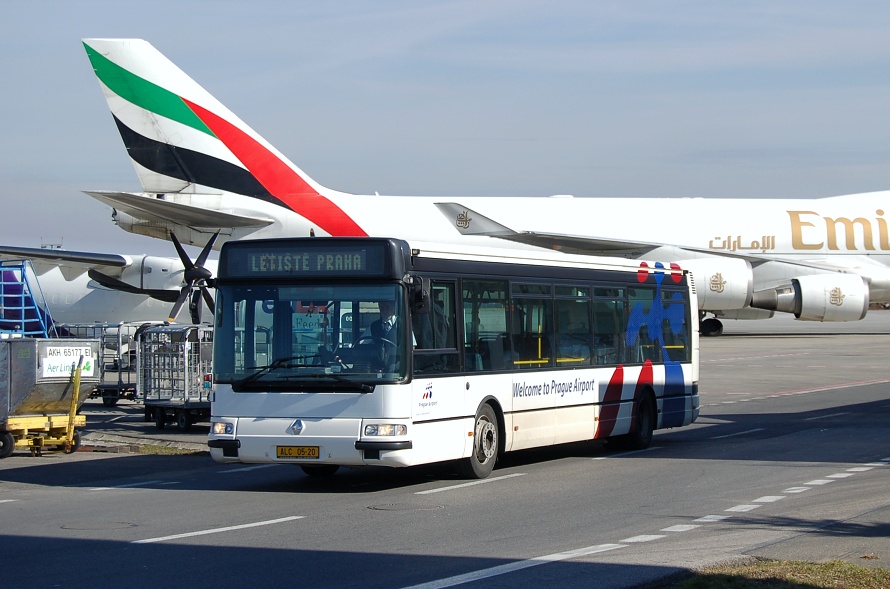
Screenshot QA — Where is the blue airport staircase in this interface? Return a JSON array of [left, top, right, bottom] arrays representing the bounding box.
[[0, 260, 57, 338]]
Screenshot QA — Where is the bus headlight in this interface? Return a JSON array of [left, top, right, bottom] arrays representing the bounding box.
[[364, 424, 407, 437], [212, 421, 235, 435]]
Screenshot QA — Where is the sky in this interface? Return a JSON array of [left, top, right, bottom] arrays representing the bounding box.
[[2, 1, 890, 257]]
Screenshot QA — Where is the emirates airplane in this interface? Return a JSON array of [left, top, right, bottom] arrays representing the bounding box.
[[49, 39, 890, 334]]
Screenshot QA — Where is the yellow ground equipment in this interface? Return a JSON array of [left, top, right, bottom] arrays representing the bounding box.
[[0, 338, 100, 458]]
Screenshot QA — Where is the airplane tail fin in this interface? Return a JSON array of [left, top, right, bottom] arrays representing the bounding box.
[[82, 38, 365, 236]]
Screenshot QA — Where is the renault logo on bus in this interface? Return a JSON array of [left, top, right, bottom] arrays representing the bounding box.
[[288, 419, 305, 435]]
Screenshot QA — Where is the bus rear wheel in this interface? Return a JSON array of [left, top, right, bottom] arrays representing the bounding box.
[[457, 404, 499, 479]]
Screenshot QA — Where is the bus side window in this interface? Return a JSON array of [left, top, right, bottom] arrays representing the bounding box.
[[660, 290, 689, 362], [462, 280, 509, 372], [627, 286, 659, 363], [511, 297, 552, 369], [413, 281, 459, 374], [593, 296, 625, 365], [555, 297, 592, 366]]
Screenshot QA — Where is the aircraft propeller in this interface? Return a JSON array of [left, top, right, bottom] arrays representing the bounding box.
[[168, 231, 219, 324]]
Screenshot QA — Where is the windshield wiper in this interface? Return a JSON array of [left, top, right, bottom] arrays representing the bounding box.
[[233, 355, 319, 390], [298, 372, 374, 393]]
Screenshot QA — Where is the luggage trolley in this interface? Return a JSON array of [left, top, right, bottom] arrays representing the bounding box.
[[0, 338, 100, 458], [137, 325, 213, 431], [56, 322, 163, 407]]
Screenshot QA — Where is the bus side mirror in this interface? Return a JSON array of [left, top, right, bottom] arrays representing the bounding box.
[[412, 276, 430, 314]]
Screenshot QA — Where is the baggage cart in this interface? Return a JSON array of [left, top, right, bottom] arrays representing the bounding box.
[[137, 325, 213, 432], [0, 338, 100, 458], [57, 322, 163, 406]]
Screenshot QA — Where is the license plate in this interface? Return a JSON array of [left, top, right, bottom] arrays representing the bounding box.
[[276, 445, 320, 459]]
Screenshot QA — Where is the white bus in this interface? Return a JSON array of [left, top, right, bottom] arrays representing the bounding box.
[[208, 238, 700, 478]]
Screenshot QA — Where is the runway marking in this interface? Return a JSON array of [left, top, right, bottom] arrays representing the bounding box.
[[726, 504, 761, 512], [415, 473, 525, 495], [397, 543, 626, 589], [132, 515, 304, 544], [592, 446, 662, 460], [90, 480, 163, 491], [695, 515, 731, 522], [661, 525, 700, 533], [621, 535, 666, 543], [710, 428, 764, 439], [219, 464, 280, 474], [701, 377, 890, 401], [803, 412, 849, 421], [753, 496, 785, 503], [701, 352, 809, 363]]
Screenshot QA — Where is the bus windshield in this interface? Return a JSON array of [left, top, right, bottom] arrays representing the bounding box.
[[213, 282, 407, 390]]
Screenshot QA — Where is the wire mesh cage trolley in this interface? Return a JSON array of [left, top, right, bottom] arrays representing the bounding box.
[[137, 325, 213, 432]]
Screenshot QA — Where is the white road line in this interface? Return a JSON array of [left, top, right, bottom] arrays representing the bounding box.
[[805, 479, 835, 485], [847, 467, 874, 472], [725, 504, 760, 512], [133, 515, 304, 544], [661, 525, 700, 533], [90, 480, 163, 491], [621, 535, 666, 543], [695, 515, 731, 522], [826, 473, 854, 479], [415, 473, 525, 495], [0, 499, 17, 504], [398, 543, 626, 589], [219, 464, 280, 474], [753, 496, 785, 503], [592, 446, 662, 460], [803, 412, 849, 421], [710, 428, 765, 440], [783, 487, 811, 494], [864, 463, 887, 467]]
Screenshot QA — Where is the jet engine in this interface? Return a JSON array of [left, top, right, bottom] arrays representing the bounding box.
[[751, 273, 869, 322], [677, 258, 754, 312]]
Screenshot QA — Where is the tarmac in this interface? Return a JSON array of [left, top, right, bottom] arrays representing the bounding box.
[[73, 400, 890, 573], [78, 397, 209, 453]]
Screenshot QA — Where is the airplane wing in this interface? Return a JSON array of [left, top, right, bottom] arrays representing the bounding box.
[[0, 245, 129, 269], [84, 191, 275, 229], [433, 202, 866, 274], [433, 202, 664, 257], [0, 244, 183, 304]]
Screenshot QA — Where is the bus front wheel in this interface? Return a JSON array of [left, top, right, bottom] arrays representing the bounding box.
[[457, 404, 499, 479]]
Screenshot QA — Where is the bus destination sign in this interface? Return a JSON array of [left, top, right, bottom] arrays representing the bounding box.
[[224, 241, 390, 279]]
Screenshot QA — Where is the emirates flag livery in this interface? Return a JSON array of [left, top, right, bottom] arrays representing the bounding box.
[[81, 39, 890, 335]]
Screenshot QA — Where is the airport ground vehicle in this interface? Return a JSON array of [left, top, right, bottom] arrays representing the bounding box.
[[0, 338, 100, 458], [57, 322, 163, 407], [137, 324, 213, 431], [207, 238, 700, 478]]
